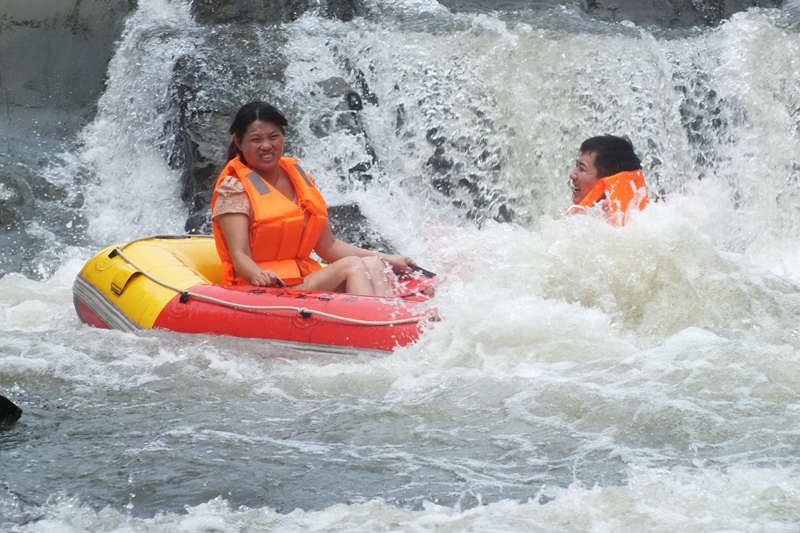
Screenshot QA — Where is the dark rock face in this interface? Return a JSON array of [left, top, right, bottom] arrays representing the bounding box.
[[437, 0, 783, 27], [0, 394, 22, 427], [191, 0, 365, 24], [327, 204, 395, 253], [581, 0, 782, 27], [191, 0, 310, 24], [421, 118, 515, 226]]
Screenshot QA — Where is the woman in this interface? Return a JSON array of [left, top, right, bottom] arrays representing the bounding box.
[[211, 101, 418, 297]]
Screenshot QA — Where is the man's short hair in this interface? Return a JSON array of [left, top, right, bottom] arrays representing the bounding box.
[[579, 135, 642, 178]]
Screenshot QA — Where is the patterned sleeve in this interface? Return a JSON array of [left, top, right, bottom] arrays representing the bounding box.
[[211, 176, 252, 220]]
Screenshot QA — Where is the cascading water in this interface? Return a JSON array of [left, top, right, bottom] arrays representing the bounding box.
[[2, 1, 800, 531]]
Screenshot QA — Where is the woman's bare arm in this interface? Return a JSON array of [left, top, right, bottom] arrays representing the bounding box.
[[314, 223, 416, 273]]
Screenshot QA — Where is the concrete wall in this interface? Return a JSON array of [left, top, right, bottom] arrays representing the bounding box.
[[0, 0, 136, 135]]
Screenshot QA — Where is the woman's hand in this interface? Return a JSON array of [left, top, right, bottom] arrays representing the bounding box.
[[248, 269, 284, 287], [380, 254, 416, 274]]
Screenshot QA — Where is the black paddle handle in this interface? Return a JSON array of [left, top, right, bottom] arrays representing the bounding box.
[[409, 264, 436, 278]]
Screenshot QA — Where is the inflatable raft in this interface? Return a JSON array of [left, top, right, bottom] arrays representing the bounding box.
[[73, 235, 435, 353]]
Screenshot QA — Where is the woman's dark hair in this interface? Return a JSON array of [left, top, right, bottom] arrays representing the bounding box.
[[579, 135, 641, 178], [226, 102, 289, 163]]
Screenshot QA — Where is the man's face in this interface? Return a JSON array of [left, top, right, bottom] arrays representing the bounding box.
[[569, 151, 600, 204]]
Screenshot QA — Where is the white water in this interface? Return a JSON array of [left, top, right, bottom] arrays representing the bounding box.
[[3, 1, 800, 531]]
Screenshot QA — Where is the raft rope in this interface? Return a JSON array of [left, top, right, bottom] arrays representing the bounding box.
[[111, 238, 431, 327]]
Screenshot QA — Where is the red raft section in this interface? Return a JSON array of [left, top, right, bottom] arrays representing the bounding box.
[[153, 283, 433, 352]]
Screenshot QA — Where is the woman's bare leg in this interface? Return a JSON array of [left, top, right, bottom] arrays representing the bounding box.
[[299, 256, 387, 296], [360, 255, 393, 297]]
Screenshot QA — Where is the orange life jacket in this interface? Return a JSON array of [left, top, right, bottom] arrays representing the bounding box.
[[211, 155, 328, 286], [573, 169, 649, 226]]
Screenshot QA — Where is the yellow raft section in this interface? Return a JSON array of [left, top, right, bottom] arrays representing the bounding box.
[[77, 235, 223, 329]]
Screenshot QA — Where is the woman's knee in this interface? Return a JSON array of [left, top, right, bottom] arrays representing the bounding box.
[[361, 255, 388, 274], [336, 256, 370, 278], [338, 255, 363, 269]]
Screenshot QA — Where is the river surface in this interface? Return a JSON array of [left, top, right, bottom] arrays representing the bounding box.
[[3, 1, 800, 531]]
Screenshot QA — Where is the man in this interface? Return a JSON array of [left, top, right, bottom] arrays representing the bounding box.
[[567, 135, 649, 226]]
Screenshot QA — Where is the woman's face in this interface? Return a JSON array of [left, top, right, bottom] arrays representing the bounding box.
[[236, 120, 284, 178], [569, 151, 600, 204]]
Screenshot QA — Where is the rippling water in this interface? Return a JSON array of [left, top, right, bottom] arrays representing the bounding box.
[[3, 1, 800, 531]]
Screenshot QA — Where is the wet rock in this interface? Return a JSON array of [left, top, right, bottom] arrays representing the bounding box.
[[673, 66, 739, 180], [788, 0, 800, 19], [436, 0, 780, 26], [346, 91, 363, 111], [418, 110, 516, 225], [191, 0, 310, 24], [0, 160, 86, 275], [191, 0, 365, 25], [327, 204, 395, 252], [319, 77, 353, 98], [427, 147, 454, 175], [0, 394, 22, 427], [581, 0, 781, 27], [310, 79, 365, 136], [0, 171, 34, 228]]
